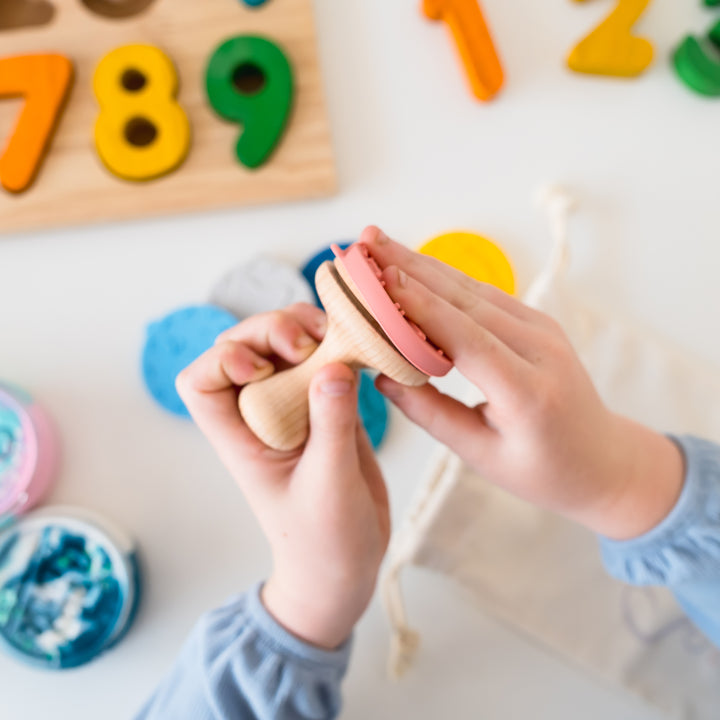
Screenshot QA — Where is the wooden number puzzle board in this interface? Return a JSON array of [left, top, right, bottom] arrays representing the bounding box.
[[0, 0, 336, 234]]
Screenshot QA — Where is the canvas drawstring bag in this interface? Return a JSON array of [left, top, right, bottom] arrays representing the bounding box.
[[382, 187, 720, 719]]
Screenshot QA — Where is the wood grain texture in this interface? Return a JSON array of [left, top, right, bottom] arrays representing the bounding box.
[[0, 0, 335, 233], [239, 261, 428, 452]]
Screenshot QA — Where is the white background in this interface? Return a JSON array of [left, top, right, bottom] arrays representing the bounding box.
[[1, 0, 718, 718]]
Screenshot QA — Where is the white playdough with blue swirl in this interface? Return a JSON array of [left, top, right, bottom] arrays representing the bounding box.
[[0, 511, 139, 669]]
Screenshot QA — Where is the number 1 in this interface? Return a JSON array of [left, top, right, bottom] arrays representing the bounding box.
[[0, 54, 74, 194], [422, 0, 504, 101], [568, 0, 654, 78]]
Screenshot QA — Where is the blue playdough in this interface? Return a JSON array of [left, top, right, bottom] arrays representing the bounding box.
[[358, 372, 389, 449], [0, 513, 140, 669], [142, 305, 238, 418], [300, 246, 388, 446], [240, 0, 269, 6], [301, 242, 352, 307]]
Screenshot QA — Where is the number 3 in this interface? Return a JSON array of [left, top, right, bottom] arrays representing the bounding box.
[[93, 44, 190, 182], [568, 0, 654, 77], [673, 0, 720, 97]]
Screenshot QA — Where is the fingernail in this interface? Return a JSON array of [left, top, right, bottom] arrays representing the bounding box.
[[375, 229, 390, 245], [320, 379, 353, 396], [396, 268, 408, 288], [315, 314, 328, 335], [251, 360, 273, 380], [295, 333, 317, 349]]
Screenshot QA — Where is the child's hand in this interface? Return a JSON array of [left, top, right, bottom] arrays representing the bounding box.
[[365, 227, 683, 541], [176, 304, 390, 649]]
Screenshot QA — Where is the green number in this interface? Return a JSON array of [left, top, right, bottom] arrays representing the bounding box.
[[673, 1, 720, 97], [205, 36, 293, 169]]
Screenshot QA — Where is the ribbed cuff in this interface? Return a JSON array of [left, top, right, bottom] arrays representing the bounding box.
[[245, 582, 353, 671], [600, 435, 720, 586]]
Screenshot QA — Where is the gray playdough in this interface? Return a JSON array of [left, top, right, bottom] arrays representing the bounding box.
[[210, 256, 315, 320]]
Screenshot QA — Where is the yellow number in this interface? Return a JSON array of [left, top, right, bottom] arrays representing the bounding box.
[[568, 0, 654, 77], [93, 44, 190, 182]]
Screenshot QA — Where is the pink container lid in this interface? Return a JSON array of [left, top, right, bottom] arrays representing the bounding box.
[[0, 385, 58, 523]]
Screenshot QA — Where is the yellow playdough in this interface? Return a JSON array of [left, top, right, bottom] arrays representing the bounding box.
[[93, 44, 190, 181], [418, 231, 515, 295]]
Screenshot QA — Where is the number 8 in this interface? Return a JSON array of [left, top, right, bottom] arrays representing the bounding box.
[[93, 44, 191, 181]]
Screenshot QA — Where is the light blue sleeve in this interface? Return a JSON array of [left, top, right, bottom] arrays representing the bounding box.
[[600, 435, 720, 647], [134, 583, 352, 720]]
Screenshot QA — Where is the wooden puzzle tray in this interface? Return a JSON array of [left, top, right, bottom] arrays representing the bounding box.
[[0, 0, 336, 234]]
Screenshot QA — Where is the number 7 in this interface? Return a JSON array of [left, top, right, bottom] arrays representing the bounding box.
[[0, 54, 74, 194]]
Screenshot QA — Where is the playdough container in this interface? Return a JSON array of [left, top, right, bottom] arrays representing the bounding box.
[[0, 384, 58, 522], [0, 384, 141, 669], [0, 506, 141, 670]]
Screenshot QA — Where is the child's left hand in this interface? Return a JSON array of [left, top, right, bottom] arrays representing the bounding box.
[[176, 303, 390, 650]]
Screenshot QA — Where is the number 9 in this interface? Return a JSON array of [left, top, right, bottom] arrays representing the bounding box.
[[205, 36, 294, 170]]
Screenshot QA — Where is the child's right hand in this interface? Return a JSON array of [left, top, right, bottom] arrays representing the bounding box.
[[365, 226, 684, 541], [176, 304, 391, 651]]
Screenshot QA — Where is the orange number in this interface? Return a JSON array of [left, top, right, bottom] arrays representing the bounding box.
[[0, 54, 74, 194], [422, 0, 504, 101], [568, 0, 654, 77]]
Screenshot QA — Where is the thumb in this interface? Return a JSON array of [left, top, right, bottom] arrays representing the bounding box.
[[304, 363, 359, 468]]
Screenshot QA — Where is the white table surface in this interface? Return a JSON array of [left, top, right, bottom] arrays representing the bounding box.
[[2, 1, 718, 717]]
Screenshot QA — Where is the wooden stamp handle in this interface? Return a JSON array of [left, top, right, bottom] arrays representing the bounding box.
[[239, 326, 354, 452], [238, 261, 427, 452]]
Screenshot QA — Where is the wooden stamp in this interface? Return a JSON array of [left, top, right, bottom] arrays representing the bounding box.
[[240, 244, 453, 451]]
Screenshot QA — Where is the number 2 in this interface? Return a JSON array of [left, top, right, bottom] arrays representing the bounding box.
[[422, 0, 504, 101], [568, 0, 654, 77], [0, 53, 74, 194]]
